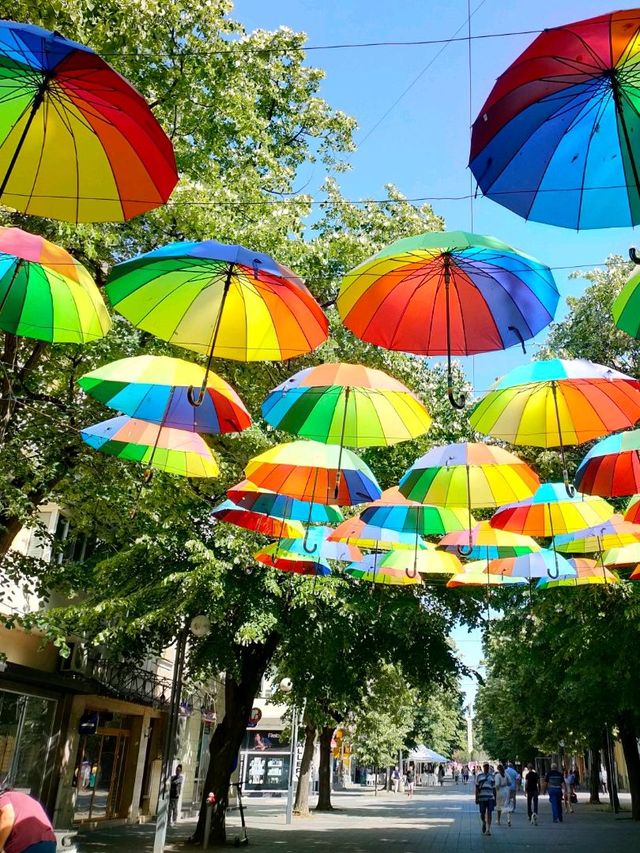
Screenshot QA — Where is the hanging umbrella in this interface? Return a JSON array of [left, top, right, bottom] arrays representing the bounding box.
[[491, 483, 614, 536], [326, 517, 429, 550], [261, 526, 361, 563], [227, 480, 343, 525], [446, 564, 527, 587], [469, 359, 640, 494], [537, 558, 619, 588], [0, 21, 177, 222], [254, 544, 332, 577], [554, 514, 640, 553], [78, 355, 251, 434], [211, 500, 304, 539], [470, 10, 640, 230], [613, 266, 640, 338], [106, 241, 328, 405], [360, 487, 470, 536], [80, 415, 219, 477], [337, 230, 558, 407], [378, 547, 462, 577], [438, 520, 540, 560], [262, 363, 431, 447], [0, 226, 110, 343], [399, 442, 539, 550], [244, 441, 381, 506], [603, 542, 640, 568], [624, 494, 640, 524], [485, 550, 576, 580], [575, 429, 640, 497], [345, 554, 422, 586]]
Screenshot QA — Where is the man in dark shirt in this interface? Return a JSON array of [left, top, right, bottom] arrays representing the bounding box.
[[543, 763, 566, 823], [525, 763, 540, 824]]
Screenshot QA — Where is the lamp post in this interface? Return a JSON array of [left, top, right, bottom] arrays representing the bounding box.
[[153, 615, 211, 853], [279, 678, 300, 826]]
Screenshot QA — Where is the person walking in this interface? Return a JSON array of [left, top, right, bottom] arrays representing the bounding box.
[[169, 763, 184, 828], [462, 764, 470, 785], [524, 763, 540, 825], [437, 765, 445, 787], [493, 764, 509, 826], [475, 762, 496, 836], [563, 767, 575, 814], [392, 766, 401, 794], [406, 766, 415, 799], [0, 789, 57, 853], [505, 760, 519, 821], [543, 762, 566, 823]]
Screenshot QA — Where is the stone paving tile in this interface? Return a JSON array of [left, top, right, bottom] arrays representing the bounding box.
[[76, 784, 640, 852]]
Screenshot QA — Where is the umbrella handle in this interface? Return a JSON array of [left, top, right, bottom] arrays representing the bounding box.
[[447, 384, 466, 410], [563, 472, 576, 498], [507, 326, 527, 355], [547, 548, 560, 580], [187, 383, 206, 407], [457, 544, 473, 557], [302, 527, 318, 555], [630, 247, 640, 265], [405, 564, 417, 579]]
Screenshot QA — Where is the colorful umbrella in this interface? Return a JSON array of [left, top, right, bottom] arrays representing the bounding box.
[[554, 514, 640, 553], [262, 362, 431, 447], [227, 480, 343, 525], [337, 231, 558, 406], [537, 558, 619, 588], [326, 517, 428, 550], [379, 547, 462, 577], [255, 547, 331, 577], [574, 429, 640, 497], [485, 550, 576, 580], [80, 415, 219, 478], [625, 494, 640, 524], [0, 227, 110, 343], [438, 520, 540, 560], [613, 266, 640, 338], [106, 241, 327, 404], [244, 440, 381, 506], [0, 21, 177, 222], [78, 355, 251, 434], [446, 564, 527, 587], [470, 10, 640, 230], [491, 483, 614, 537], [469, 359, 640, 493], [628, 565, 640, 580], [345, 555, 422, 586], [602, 542, 640, 568], [263, 526, 362, 563], [360, 487, 470, 536], [211, 500, 304, 539]]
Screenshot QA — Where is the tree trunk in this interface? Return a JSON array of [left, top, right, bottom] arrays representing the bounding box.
[[588, 745, 601, 804], [315, 725, 334, 811], [602, 729, 621, 813], [618, 712, 640, 821], [293, 723, 316, 816], [190, 633, 279, 846]]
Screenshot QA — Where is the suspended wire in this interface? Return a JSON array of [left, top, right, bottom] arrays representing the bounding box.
[[467, 0, 475, 234]]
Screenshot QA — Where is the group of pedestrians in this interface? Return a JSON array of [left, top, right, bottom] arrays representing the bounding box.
[[475, 760, 579, 835]]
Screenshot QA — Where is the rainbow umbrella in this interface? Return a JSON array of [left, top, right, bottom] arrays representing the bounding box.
[[0, 21, 177, 222], [446, 564, 527, 588], [360, 487, 470, 536], [262, 363, 431, 449], [485, 550, 576, 580], [603, 542, 640, 568], [379, 546, 462, 577], [106, 241, 327, 404], [491, 483, 614, 537], [345, 554, 422, 586], [227, 480, 343, 525], [80, 415, 219, 477], [337, 231, 558, 407], [245, 441, 381, 506], [255, 542, 332, 576], [554, 514, 640, 553], [575, 429, 640, 497], [78, 355, 251, 434], [263, 526, 361, 563], [625, 494, 640, 524], [469, 359, 640, 493], [211, 500, 304, 539], [537, 558, 619, 588], [628, 565, 640, 580], [326, 517, 429, 550], [613, 266, 640, 338], [439, 520, 540, 560], [470, 10, 640, 230], [0, 227, 110, 343]]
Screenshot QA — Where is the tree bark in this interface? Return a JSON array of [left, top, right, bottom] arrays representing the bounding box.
[[603, 728, 621, 813], [190, 633, 279, 846], [588, 745, 601, 804], [618, 712, 640, 820], [315, 725, 334, 811], [293, 723, 316, 816]]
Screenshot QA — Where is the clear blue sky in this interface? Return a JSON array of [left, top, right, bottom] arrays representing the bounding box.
[[234, 1, 635, 704]]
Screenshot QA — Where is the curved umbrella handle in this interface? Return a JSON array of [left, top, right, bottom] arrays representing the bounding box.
[[563, 471, 576, 498], [457, 543, 473, 557], [187, 382, 206, 408], [547, 549, 560, 580], [405, 564, 417, 580], [630, 247, 640, 265], [302, 527, 318, 555], [448, 383, 466, 410]]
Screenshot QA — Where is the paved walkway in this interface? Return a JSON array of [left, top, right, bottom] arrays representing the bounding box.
[[76, 784, 640, 851]]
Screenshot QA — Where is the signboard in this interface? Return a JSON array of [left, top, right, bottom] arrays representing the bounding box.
[[242, 730, 287, 751], [247, 708, 262, 729], [244, 752, 291, 791]]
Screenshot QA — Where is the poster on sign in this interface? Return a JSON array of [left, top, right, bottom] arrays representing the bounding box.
[[244, 753, 291, 792]]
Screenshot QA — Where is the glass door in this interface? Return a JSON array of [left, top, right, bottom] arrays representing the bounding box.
[[74, 728, 130, 821]]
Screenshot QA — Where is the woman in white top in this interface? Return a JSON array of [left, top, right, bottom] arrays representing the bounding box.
[[494, 764, 510, 825]]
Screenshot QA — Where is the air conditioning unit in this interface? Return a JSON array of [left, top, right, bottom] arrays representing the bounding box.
[[59, 642, 90, 674]]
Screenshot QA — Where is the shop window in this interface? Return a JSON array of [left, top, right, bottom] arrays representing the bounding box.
[[0, 689, 56, 799]]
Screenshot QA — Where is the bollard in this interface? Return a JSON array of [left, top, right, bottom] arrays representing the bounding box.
[[203, 793, 216, 850]]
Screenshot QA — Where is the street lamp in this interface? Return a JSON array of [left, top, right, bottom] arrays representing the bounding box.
[[279, 678, 299, 826], [153, 615, 211, 853]]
